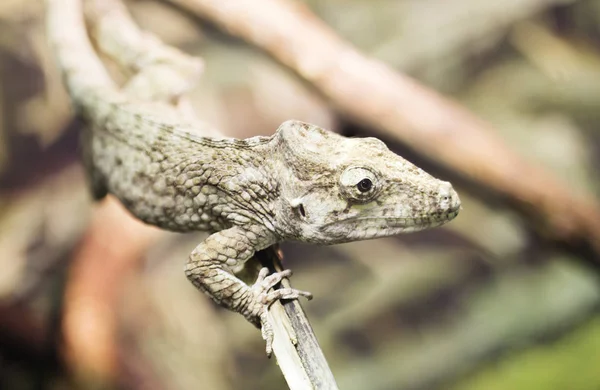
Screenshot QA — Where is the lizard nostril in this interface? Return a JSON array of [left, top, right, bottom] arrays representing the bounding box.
[[437, 181, 460, 211]]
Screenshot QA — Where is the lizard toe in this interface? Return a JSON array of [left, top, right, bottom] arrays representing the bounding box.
[[259, 311, 275, 357], [247, 268, 312, 357]]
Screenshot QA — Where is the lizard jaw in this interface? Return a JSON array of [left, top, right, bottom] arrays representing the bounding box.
[[314, 204, 461, 243]]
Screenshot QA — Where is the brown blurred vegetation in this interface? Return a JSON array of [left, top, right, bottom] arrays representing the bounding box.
[[1, 0, 600, 389]]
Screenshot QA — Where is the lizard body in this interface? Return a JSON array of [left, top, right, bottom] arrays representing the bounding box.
[[47, 0, 460, 354]]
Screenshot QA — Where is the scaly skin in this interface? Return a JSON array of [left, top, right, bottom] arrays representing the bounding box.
[[47, 0, 460, 355]]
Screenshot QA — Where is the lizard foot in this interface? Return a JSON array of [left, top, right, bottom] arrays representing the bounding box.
[[248, 267, 312, 357]]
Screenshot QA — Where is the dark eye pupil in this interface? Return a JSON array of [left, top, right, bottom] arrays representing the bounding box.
[[357, 178, 373, 192]]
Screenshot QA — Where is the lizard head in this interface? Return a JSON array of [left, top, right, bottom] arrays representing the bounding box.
[[273, 120, 461, 244]]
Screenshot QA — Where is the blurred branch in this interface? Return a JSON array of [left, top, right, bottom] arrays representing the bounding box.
[[304, 0, 577, 85], [164, 0, 600, 261], [62, 197, 164, 385], [385, 0, 577, 72], [509, 20, 600, 109]]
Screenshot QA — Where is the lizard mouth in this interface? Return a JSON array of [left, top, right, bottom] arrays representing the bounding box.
[[317, 204, 461, 242], [382, 211, 459, 229], [331, 204, 460, 230], [322, 207, 460, 231], [318, 215, 455, 243]]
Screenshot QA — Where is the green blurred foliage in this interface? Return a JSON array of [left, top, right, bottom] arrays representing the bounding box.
[[455, 316, 600, 390]]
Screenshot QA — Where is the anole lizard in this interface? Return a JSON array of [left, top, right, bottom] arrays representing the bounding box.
[[47, 0, 460, 355]]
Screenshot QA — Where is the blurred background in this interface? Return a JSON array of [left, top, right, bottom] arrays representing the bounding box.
[[1, 0, 600, 389]]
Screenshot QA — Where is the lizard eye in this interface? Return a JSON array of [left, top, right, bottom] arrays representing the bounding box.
[[357, 178, 373, 193], [340, 167, 379, 202]]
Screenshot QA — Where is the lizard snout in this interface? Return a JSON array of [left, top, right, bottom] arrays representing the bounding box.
[[436, 181, 461, 214]]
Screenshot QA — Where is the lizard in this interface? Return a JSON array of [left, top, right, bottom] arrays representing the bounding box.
[[46, 0, 461, 356]]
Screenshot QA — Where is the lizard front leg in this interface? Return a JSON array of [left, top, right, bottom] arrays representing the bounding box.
[[185, 226, 312, 356]]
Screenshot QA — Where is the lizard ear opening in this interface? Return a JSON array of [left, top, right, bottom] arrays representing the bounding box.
[[297, 203, 306, 217], [289, 197, 307, 219]]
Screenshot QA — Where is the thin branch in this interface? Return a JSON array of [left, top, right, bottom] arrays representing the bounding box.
[[165, 0, 600, 259], [257, 247, 339, 390]]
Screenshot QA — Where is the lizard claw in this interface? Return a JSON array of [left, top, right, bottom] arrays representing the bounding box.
[[249, 267, 312, 357]]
